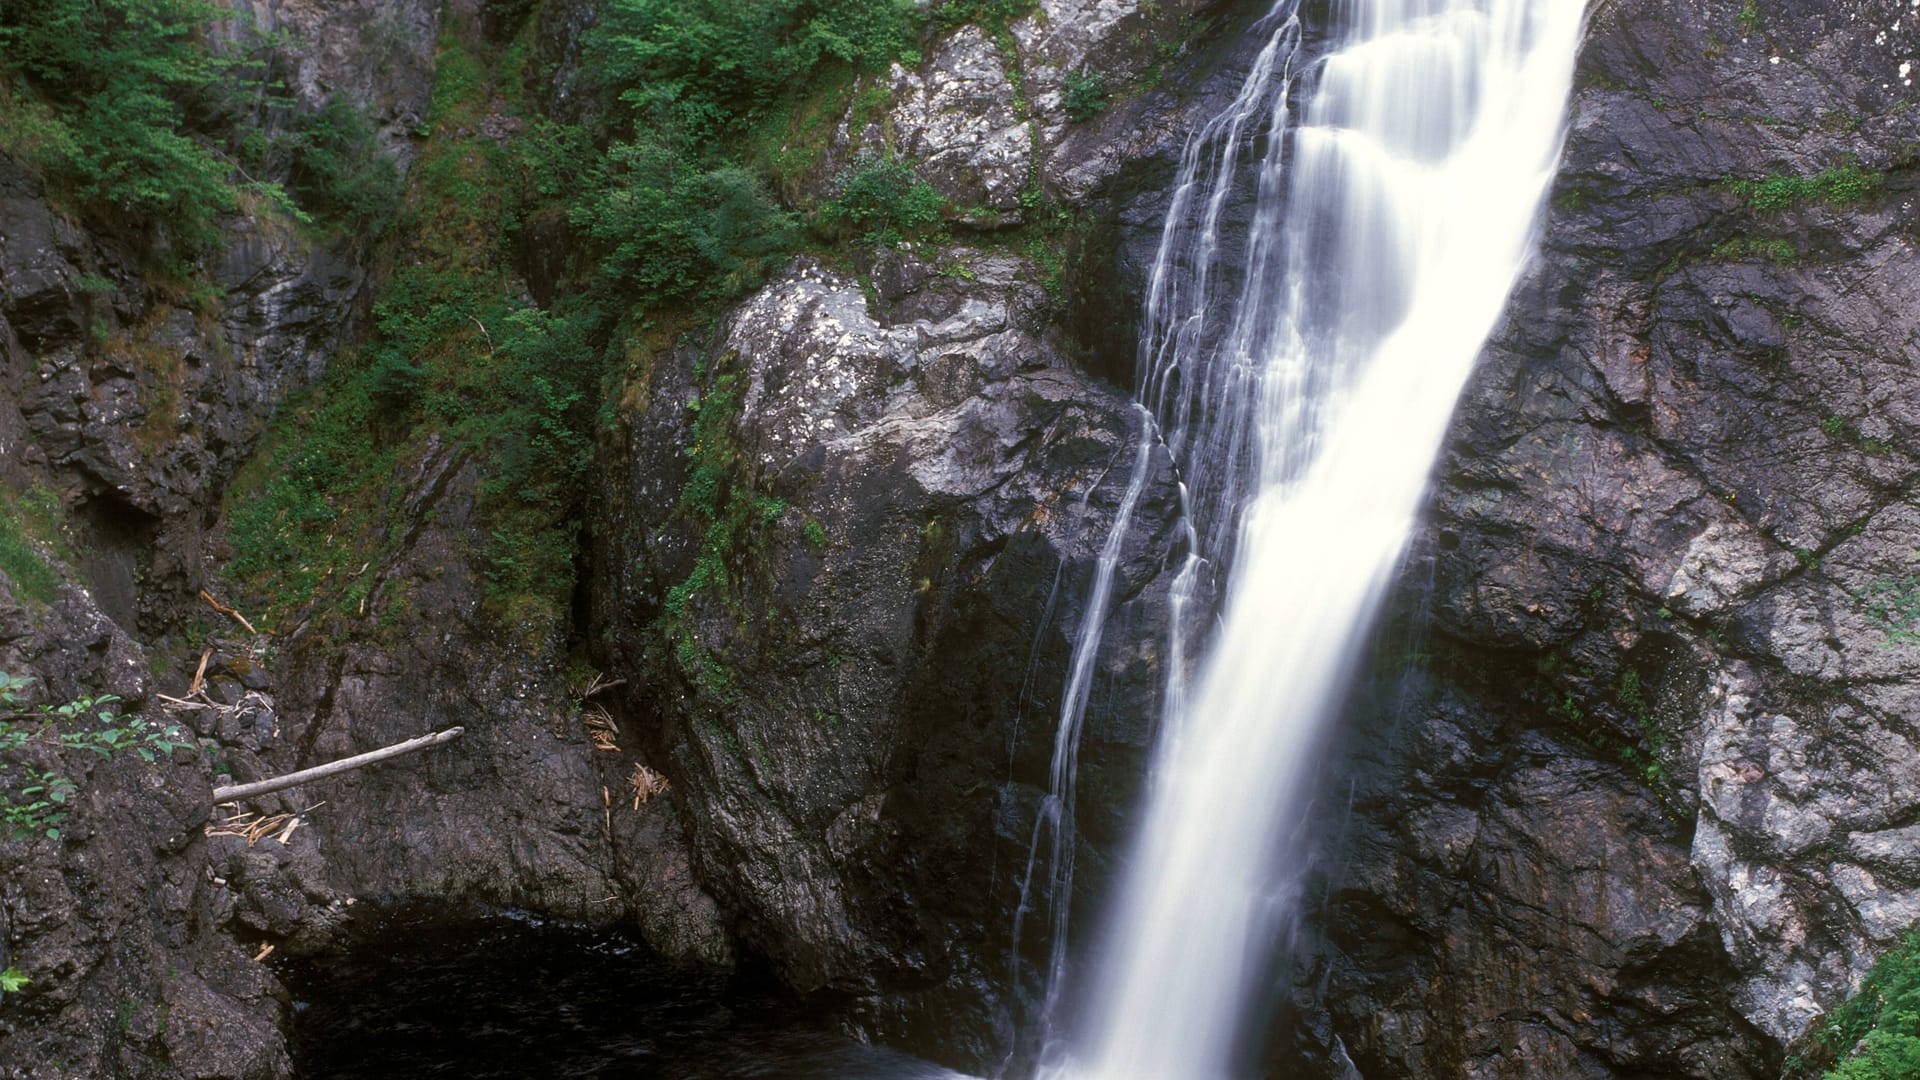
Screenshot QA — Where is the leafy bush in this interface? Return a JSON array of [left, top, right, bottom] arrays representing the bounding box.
[[0, 0, 258, 253], [818, 154, 945, 244], [277, 96, 403, 236], [573, 139, 797, 304], [0, 672, 190, 840], [591, 0, 919, 139], [931, 0, 1037, 28], [1789, 932, 1920, 1080], [1062, 67, 1108, 122]]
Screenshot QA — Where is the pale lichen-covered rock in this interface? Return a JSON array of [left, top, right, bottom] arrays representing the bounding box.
[[222, 0, 441, 155], [590, 250, 1183, 1067], [886, 27, 1033, 211]]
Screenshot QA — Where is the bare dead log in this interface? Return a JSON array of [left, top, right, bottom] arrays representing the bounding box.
[[211, 727, 464, 802]]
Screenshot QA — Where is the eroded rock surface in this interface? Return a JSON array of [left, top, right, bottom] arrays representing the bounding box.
[[1301, 1, 1920, 1076], [589, 249, 1183, 1065]]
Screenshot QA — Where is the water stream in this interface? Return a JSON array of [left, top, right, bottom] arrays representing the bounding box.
[[1031, 0, 1587, 1075]]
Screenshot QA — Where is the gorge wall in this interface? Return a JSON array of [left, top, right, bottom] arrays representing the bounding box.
[[1302, 1, 1920, 1077], [1, 0, 1917, 1077]]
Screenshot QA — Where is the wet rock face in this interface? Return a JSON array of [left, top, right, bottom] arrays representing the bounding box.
[[0, 157, 365, 635], [834, 0, 1232, 219], [251, 441, 732, 967], [1304, 0, 1920, 1075], [0, 4, 423, 1075], [589, 249, 1183, 1065], [888, 27, 1033, 212], [0, 580, 292, 1080]]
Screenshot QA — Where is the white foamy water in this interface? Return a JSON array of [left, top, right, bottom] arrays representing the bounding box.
[[1033, 0, 1587, 1075]]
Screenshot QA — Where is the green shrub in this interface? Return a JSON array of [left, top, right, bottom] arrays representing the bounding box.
[[278, 96, 403, 236], [573, 139, 797, 304], [818, 154, 945, 244], [0, 0, 267, 254], [591, 0, 919, 139], [1062, 67, 1108, 122], [0, 673, 190, 840], [1789, 932, 1920, 1079], [931, 0, 1037, 28]]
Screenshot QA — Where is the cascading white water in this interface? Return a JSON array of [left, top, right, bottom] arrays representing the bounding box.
[[1033, 0, 1587, 1076]]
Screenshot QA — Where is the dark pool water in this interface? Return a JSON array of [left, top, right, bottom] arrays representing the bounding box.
[[277, 909, 971, 1080]]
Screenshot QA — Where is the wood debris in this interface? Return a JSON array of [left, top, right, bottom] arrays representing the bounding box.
[[582, 704, 620, 752], [197, 590, 259, 635], [206, 802, 324, 846], [188, 650, 212, 696], [213, 729, 462, 802], [628, 763, 670, 809]]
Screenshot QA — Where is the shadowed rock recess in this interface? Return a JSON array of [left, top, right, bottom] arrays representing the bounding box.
[[2, 0, 1918, 1077]]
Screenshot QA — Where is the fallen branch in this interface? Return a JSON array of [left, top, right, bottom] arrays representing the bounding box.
[[188, 650, 211, 696], [198, 590, 259, 635], [211, 727, 464, 802]]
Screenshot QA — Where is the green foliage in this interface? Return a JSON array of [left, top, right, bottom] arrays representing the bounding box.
[[1614, 668, 1669, 787], [1062, 67, 1109, 122], [223, 362, 398, 622], [931, 0, 1037, 29], [510, 117, 597, 201], [226, 0, 1069, 634], [274, 96, 403, 236], [1729, 163, 1885, 212], [573, 141, 797, 304], [0, 965, 27, 994], [1787, 932, 1920, 1080], [591, 0, 919, 140], [819, 154, 946, 244], [1865, 576, 1920, 645], [1738, 0, 1760, 32], [226, 35, 609, 621], [0, 673, 190, 841], [0, 0, 273, 255], [0, 496, 61, 606], [1710, 235, 1796, 264]]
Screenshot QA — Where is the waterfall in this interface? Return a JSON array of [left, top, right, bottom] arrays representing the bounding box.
[[1031, 0, 1587, 1075]]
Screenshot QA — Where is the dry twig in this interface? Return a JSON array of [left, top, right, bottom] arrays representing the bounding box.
[[582, 704, 620, 752], [212, 728, 463, 801], [629, 763, 670, 809], [206, 801, 325, 846]]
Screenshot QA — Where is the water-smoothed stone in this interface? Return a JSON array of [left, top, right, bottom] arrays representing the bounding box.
[[589, 250, 1184, 1068]]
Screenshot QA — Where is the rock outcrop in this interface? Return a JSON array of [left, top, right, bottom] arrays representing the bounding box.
[[587, 248, 1185, 1064], [1296, 1, 1920, 1076]]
